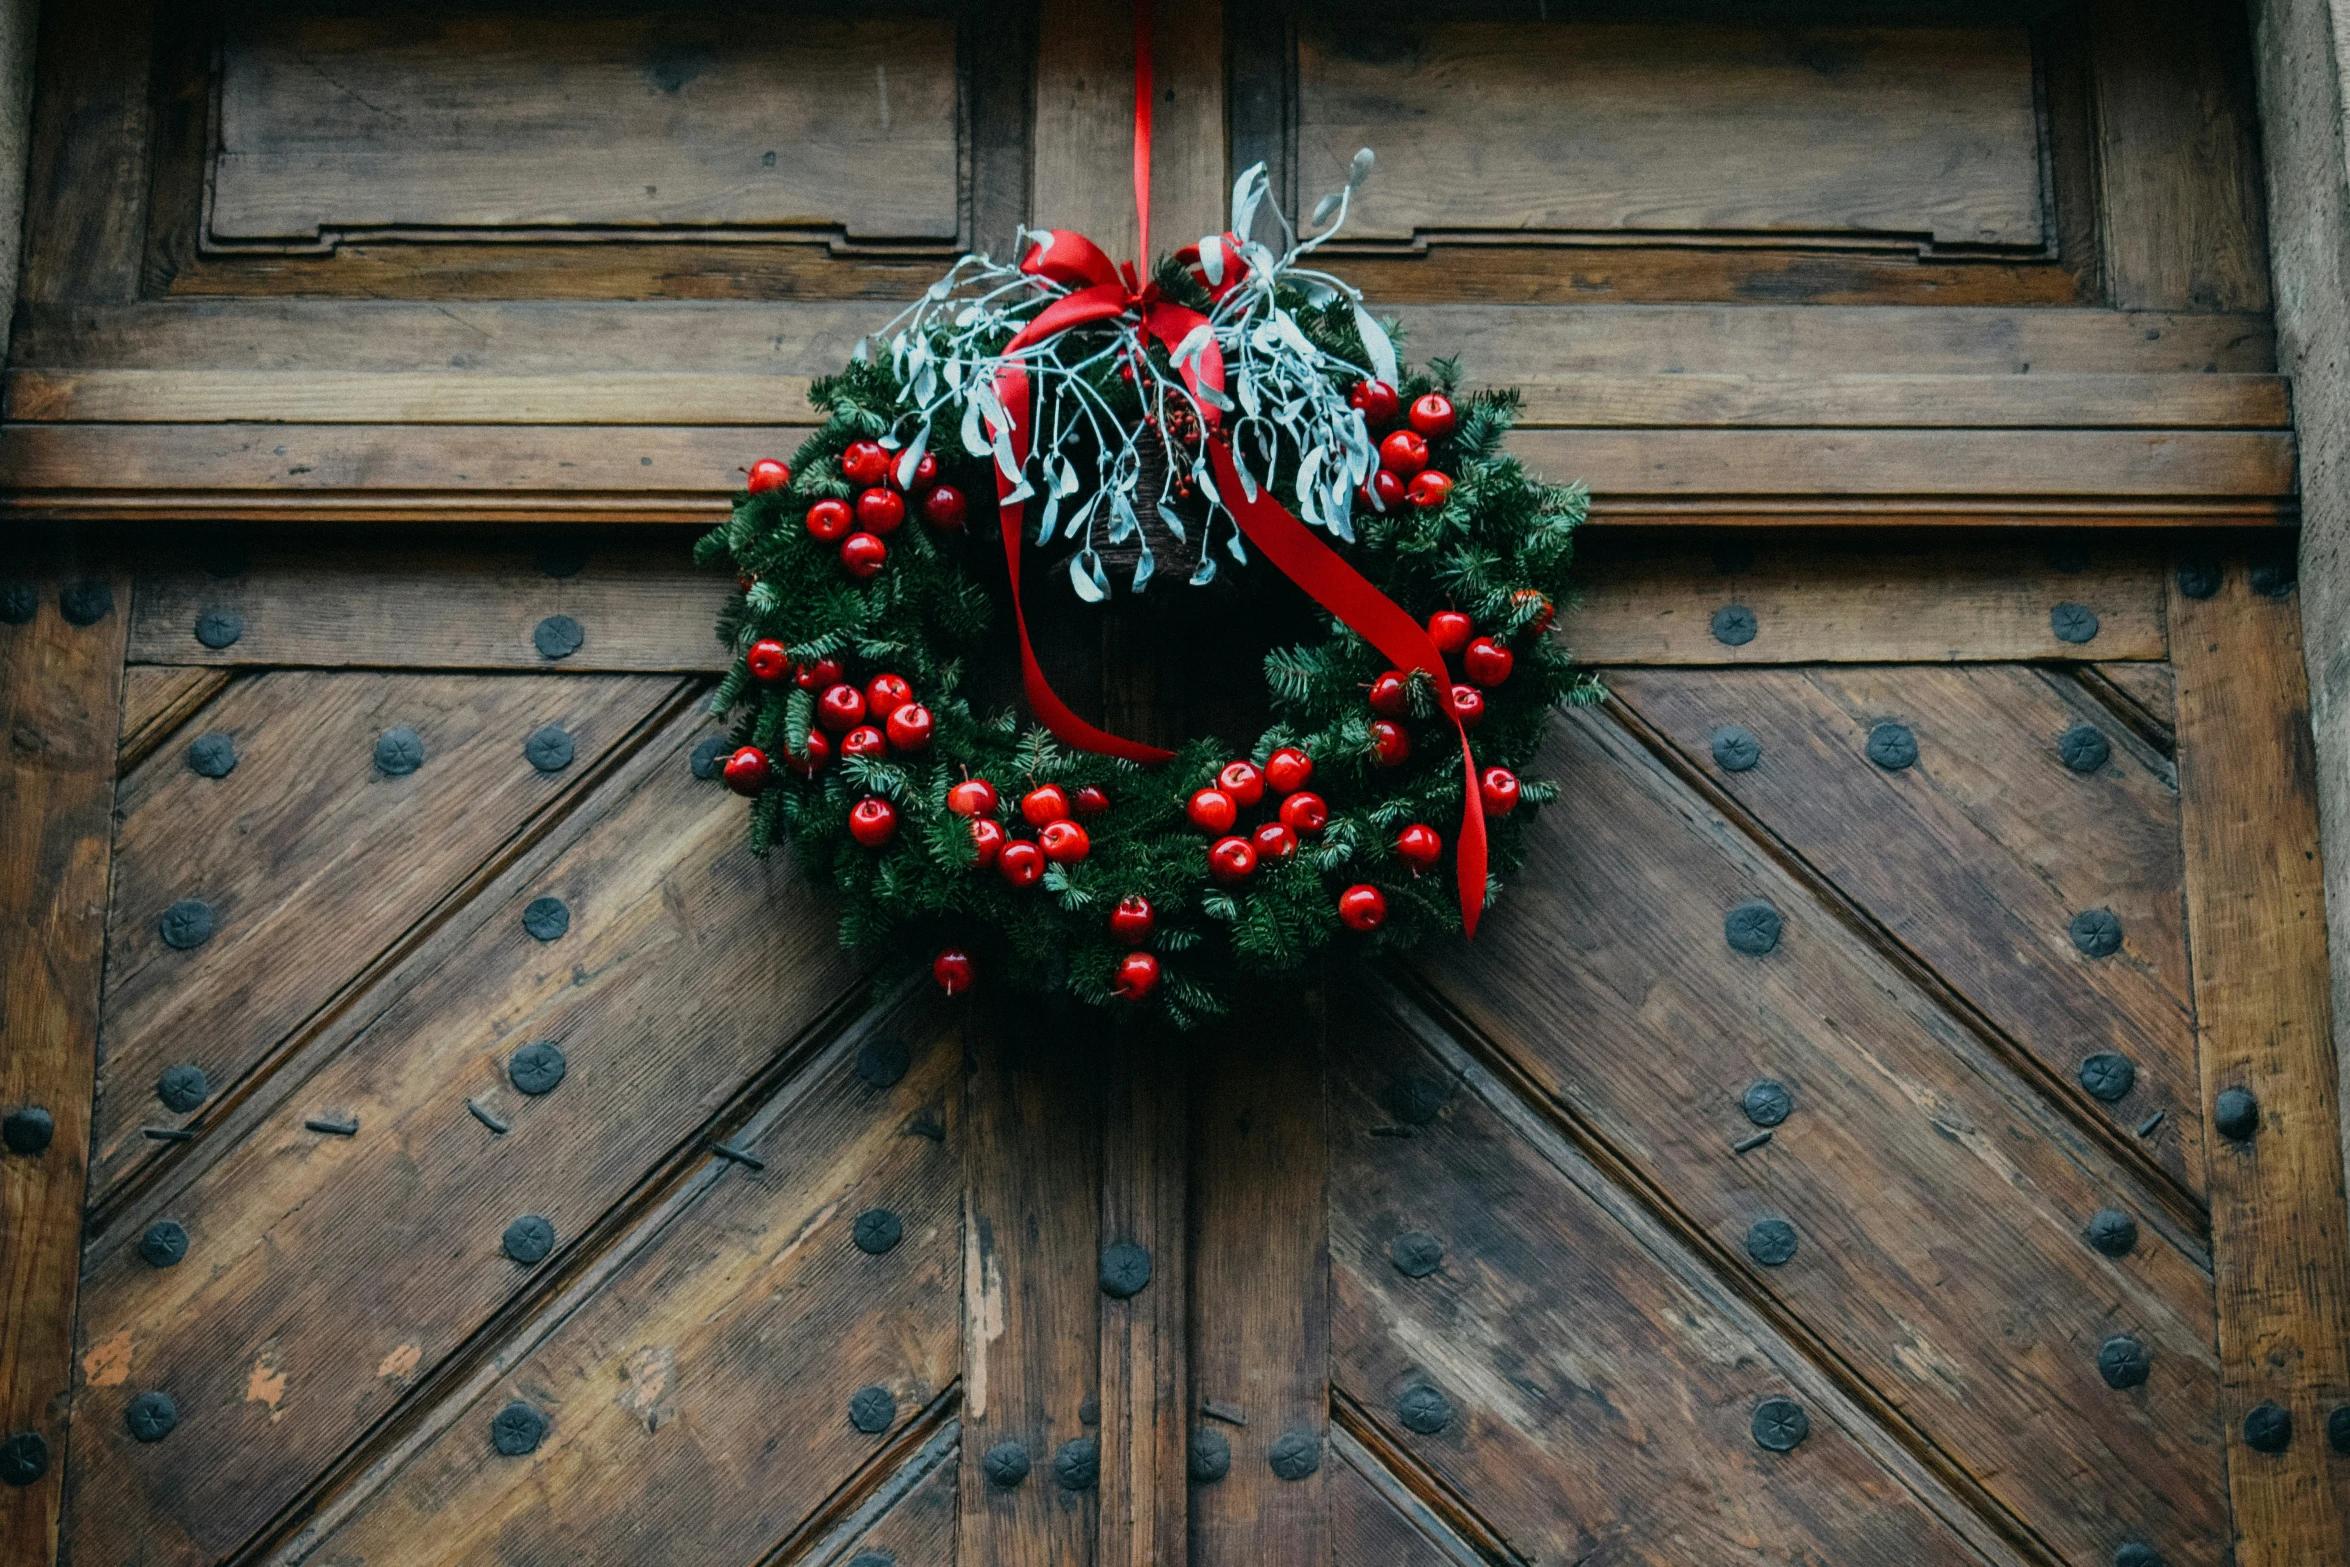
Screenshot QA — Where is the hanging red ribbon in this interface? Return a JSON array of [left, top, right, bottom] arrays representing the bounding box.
[[980, 0, 1486, 935]]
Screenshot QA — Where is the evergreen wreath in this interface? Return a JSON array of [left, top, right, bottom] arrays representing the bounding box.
[[698, 171, 1598, 1025]]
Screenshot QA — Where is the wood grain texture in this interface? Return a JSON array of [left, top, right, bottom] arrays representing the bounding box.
[[1098, 1026, 1185, 1567], [2091, 660, 2179, 738], [2170, 561, 2350, 1563], [16, 0, 150, 305], [1032, 0, 1222, 260], [116, 666, 229, 770], [62, 717, 860, 1565], [0, 559, 129, 1567], [1414, 707, 2226, 1566], [1612, 666, 2202, 1195], [1308, 244, 2089, 309], [1327, 1438, 1474, 1567]]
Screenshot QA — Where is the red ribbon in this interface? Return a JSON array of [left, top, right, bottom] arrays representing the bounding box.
[[978, 0, 1486, 935]]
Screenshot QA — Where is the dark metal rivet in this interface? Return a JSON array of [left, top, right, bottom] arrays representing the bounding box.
[[1710, 605, 1757, 647], [1267, 1427, 1321, 1480], [125, 1391, 178, 1443], [2070, 908, 2124, 958], [2078, 1053, 2137, 1102], [1100, 1242, 1152, 1298], [193, 608, 243, 649], [710, 1140, 764, 1170], [0, 582, 34, 625], [2243, 1400, 2293, 1453], [1390, 1232, 1443, 1278], [1188, 1429, 1232, 1483], [1746, 1218, 1798, 1266], [2136, 1111, 2166, 1138], [59, 581, 114, 627], [1751, 1397, 1809, 1452], [305, 1116, 358, 1137], [533, 614, 584, 660], [468, 1099, 510, 1134], [853, 1208, 903, 1255], [690, 736, 730, 780], [2176, 561, 2222, 600], [375, 727, 425, 776], [1053, 1436, 1100, 1491], [981, 1440, 1030, 1489], [524, 725, 574, 772], [157, 1063, 209, 1113], [2058, 724, 2111, 773], [1710, 725, 1761, 772], [187, 733, 237, 778], [491, 1400, 547, 1456], [2327, 1404, 2350, 1453], [502, 1213, 555, 1264], [857, 1036, 911, 1089], [0, 1430, 48, 1487], [2214, 1087, 2260, 1141], [849, 1384, 896, 1434], [2098, 1335, 2151, 1389], [2051, 602, 2101, 644], [1078, 1393, 1099, 1426], [522, 896, 570, 942], [534, 540, 590, 579], [1733, 1130, 1773, 1154], [509, 1041, 567, 1096], [1388, 1072, 1447, 1125], [3, 1107, 54, 1156], [140, 1220, 189, 1268], [159, 899, 215, 951], [1724, 899, 1782, 956], [1866, 722, 1918, 771], [2114, 1544, 2164, 1567], [2085, 1209, 2139, 1258], [1397, 1384, 1452, 1435], [2250, 557, 2297, 599], [1741, 1079, 1792, 1126]]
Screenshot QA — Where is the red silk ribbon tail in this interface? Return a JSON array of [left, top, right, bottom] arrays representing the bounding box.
[[1208, 440, 1488, 939]]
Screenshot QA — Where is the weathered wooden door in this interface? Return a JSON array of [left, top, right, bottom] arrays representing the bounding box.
[[7, 3, 2350, 1565]]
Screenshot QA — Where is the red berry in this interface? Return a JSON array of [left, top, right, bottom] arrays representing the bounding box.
[[786, 730, 831, 775], [842, 440, 891, 486], [1379, 429, 1429, 476], [1348, 379, 1400, 428], [806, 497, 854, 542], [857, 488, 906, 535], [886, 702, 934, 752], [1371, 720, 1410, 767], [1021, 785, 1071, 827], [1338, 884, 1388, 932], [1463, 637, 1514, 687], [794, 656, 843, 692], [723, 746, 772, 796], [1039, 819, 1090, 863], [1109, 895, 1156, 947], [1407, 470, 1452, 510], [738, 573, 758, 594], [1112, 950, 1162, 1002], [1252, 821, 1298, 861], [1073, 785, 1109, 817], [1368, 670, 1410, 718], [1396, 823, 1443, 868], [1208, 836, 1259, 883], [1428, 610, 1473, 656], [1279, 791, 1329, 835], [921, 484, 967, 530], [933, 947, 975, 995], [1449, 684, 1485, 728], [1187, 787, 1238, 834], [849, 797, 899, 847], [840, 532, 888, 578], [746, 638, 790, 683], [840, 725, 888, 761], [1357, 469, 1404, 513], [949, 778, 999, 817], [1218, 759, 1266, 807], [911, 453, 939, 487], [1512, 589, 1555, 633], [1265, 747, 1313, 794], [747, 458, 792, 494], [997, 838, 1044, 887], [817, 684, 866, 732], [969, 817, 1007, 866], [1480, 765, 1521, 816], [1408, 393, 1457, 439], [866, 672, 913, 713]]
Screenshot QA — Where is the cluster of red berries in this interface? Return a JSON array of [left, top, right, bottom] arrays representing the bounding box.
[[1181, 747, 1390, 935], [743, 440, 970, 583], [719, 655, 936, 844], [947, 775, 1107, 888], [1348, 382, 1458, 514]]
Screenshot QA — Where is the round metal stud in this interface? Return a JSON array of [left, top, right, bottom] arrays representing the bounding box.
[[533, 614, 585, 660], [3, 1107, 54, 1156], [2327, 1404, 2350, 1453], [2070, 909, 2124, 958], [375, 727, 425, 776], [853, 1208, 903, 1255], [2114, 1545, 2164, 1567], [856, 1036, 911, 1089], [1710, 605, 1758, 647], [0, 1430, 48, 1487], [981, 1440, 1031, 1489], [1053, 1436, 1100, 1492], [1751, 1397, 1809, 1452], [509, 1041, 568, 1096], [139, 1220, 189, 1268], [2085, 1209, 2139, 1258], [502, 1214, 555, 1264], [1388, 1073, 1447, 1126], [58, 581, 114, 627], [1741, 1079, 1793, 1127], [1100, 1242, 1153, 1299], [2050, 602, 2101, 644], [522, 896, 570, 942], [1724, 899, 1782, 956], [2058, 724, 2111, 773], [1189, 1428, 1232, 1483], [491, 1400, 547, 1456], [1397, 1384, 1452, 1435], [187, 733, 237, 778], [193, 608, 243, 649], [849, 1385, 896, 1434], [2078, 1053, 2137, 1102], [2097, 1335, 2151, 1390], [125, 1391, 178, 1443], [1267, 1427, 1321, 1481], [2214, 1087, 2260, 1142], [156, 1063, 209, 1113], [2243, 1400, 2292, 1453], [690, 736, 730, 780], [159, 899, 215, 951], [1746, 1217, 1799, 1267], [0, 582, 34, 625], [534, 539, 590, 578], [2176, 561, 2222, 600], [1866, 722, 1918, 770], [1390, 1232, 1443, 1278], [524, 725, 575, 772], [848, 1552, 895, 1567], [2250, 557, 2297, 599], [1710, 725, 1761, 772]]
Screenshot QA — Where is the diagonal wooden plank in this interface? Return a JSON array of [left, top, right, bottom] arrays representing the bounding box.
[[116, 666, 230, 770], [1411, 707, 2225, 1566], [1327, 1426, 1485, 1567], [62, 715, 861, 1565]]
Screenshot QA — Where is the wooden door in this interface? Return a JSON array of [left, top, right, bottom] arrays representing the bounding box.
[[5, 4, 2349, 1566]]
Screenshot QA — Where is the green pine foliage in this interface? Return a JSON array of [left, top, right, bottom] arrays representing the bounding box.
[[699, 300, 1598, 1019]]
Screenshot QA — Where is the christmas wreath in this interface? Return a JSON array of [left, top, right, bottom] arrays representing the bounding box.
[[698, 156, 1597, 1024]]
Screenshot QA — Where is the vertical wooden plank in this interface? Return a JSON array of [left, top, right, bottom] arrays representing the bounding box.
[[2172, 559, 2350, 1564], [17, 0, 152, 305], [1188, 991, 1329, 1567], [1098, 1024, 1186, 1567], [1033, 0, 1224, 260], [0, 546, 129, 1565]]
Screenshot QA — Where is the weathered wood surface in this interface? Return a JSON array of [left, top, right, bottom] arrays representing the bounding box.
[[63, 716, 859, 1564], [1412, 706, 2227, 1566], [115, 665, 228, 769], [1326, 1435, 1472, 1567], [1097, 1026, 1186, 1567], [2091, 660, 2180, 742], [2170, 561, 2350, 1563], [1611, 666, 2202, 1197], [0, 559, 129, 1566]]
